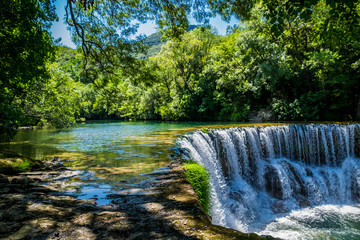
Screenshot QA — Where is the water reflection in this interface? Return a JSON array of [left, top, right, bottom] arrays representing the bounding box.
[[0, 122, 230, 183], [0, 121, 280, 185]]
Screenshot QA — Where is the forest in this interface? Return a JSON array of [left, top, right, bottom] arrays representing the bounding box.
[[1, 0, 360, 140]]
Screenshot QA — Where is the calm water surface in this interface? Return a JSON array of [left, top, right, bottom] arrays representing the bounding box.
[[0, 121, 245, 184]]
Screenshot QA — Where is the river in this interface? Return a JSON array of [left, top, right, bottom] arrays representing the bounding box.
[[2, 121, 359, 239], [0, 121, 240, 204]]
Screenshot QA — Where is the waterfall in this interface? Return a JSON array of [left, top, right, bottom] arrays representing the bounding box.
[[178, 124, 360, 233]]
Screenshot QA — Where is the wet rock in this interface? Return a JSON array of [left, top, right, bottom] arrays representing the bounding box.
[[29, 218, 56, 233], [283, 161, 307, 197], [10, 176, 34, 185], [12, 212, 32, 222], [0, 174, 9, 184], [298, 197, 311, 207], [43, 157, 69, 171], [0, 187, 11, 194], [68, 227, 96, 240], [128, 233, 144, 240], [76, 204, 97, 212], [30, 184, 57, 193], [27, 203, 72, 218], [72, 213, 93, 226], [270, 201, 288, 214], [95, 211, 130, 231], [47, 195, 77, 207], [0, 222, 12, 233], [3, 205, 27, 221], [137, 202, 165, 213], [264, 165, 283, 199], [5, 224, 33, 240], [305, 168, 313, 177]]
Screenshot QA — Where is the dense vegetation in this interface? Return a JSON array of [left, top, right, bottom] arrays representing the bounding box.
[[1, 0, 360, 139]]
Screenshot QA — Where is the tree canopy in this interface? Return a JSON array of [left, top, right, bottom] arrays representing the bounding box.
[[1, 0, 360, 140], [0, 0, 57, 138]]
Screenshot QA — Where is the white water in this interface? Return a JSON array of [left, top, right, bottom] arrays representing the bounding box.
[[178, 124, 360, 239]]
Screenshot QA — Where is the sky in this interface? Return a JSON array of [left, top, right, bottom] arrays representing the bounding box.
[[50, 0, 238, 49]]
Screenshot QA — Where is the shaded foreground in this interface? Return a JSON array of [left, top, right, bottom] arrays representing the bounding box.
[[0, 159, 268, 240]]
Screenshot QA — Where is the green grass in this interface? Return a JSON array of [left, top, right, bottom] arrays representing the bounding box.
[[183, 160, 211, 215]]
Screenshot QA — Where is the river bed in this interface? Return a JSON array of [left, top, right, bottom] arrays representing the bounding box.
[[0, 121, 243, 205]]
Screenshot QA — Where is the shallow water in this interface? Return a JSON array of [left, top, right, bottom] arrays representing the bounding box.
[[0, 121, 246, 184], [4, 121, 358, 239]]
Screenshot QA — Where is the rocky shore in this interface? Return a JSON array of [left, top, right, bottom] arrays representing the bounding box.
[[0, 158, 269, 240]]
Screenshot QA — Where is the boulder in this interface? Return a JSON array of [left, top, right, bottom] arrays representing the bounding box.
[[264, 165, 283, 199]]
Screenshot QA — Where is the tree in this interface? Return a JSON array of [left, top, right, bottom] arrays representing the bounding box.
[[0, 0, 57, 139], [64, 0, 212, 86], [149, 27, 218, 120]]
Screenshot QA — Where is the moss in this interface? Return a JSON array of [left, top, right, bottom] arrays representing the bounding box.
[[200, 127, 209, 134], [0, 150, 41, 174], [183, 160, 210, 214]]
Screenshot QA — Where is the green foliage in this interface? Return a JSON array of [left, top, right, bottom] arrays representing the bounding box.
[[28, 62, 82, 128], [78, 2, 360, 122], [184, 160, 211, 215], [3, 0, 360, 137], [0, 0, 57, 139]]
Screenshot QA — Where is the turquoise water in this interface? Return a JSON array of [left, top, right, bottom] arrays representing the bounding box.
[[2, 121, 360, 239], [0, 121, 240, 183]]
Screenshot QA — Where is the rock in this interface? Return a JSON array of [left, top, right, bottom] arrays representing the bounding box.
[[137, 202, 164, 212], [298, 198, 311, 207], [1, 205, 29, 222], [29, 218, 56, 233], [0, 222, 11, 233], [4, 224, 33, 240], [68, 227, 96, 240], [27, 203, 72, 218], [305, 168, 313, 177], [0, 174, 9, 184], [264, 165, 283, 199], [10, 176, 34, 185], [72, 213, 93, 226], [30, 185, 55, 193], [128, 233, 143, 240], [76, 204, 97, 212], [0, 187, 11, 194], [271, 201, 288, 214]]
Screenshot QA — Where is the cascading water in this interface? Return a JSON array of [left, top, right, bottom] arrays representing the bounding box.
[[178, 124, 360, 239]]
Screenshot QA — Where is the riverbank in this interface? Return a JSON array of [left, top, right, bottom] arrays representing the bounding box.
[[0, 157, 270, 240]]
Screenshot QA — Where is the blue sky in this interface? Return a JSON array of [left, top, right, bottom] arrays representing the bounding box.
[[50, 0, 238, 49]]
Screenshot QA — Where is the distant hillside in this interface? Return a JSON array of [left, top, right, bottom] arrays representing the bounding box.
[[55, 46, 80, 66], [55, 25, 200, 63], [141, 25, 199, 57]]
